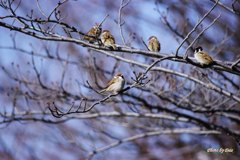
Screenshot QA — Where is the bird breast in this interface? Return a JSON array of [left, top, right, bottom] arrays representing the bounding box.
[[108, 77, 125, 92]]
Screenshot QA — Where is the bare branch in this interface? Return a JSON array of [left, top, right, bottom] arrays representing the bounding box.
[[231, 58, 240, 69], [184, 14, 221, 58], [47, 0, 68, 20], [209, 0, 239, 15], [175, 0, 220, 57], [35, 0, 48, 18], [87, 128, 220, 159], [118, 0, 131, 46]]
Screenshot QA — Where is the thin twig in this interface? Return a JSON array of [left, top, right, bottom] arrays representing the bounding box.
[[231, 58, 240, 69], [48, 0, 68, 20], [175, 0, 220, 57], [184, 14, 221, 58], [141, 37, 149, 51], [209, 0, 239, 15], [98, 14, 109, 28], [31, 51, 47, 89], [118, 0, 131, 46], [36, 0, 48, 18]]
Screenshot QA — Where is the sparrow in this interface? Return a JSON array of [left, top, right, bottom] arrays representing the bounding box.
[[148, 36, 161, 52], [100, 73, 125, 94], [83, 23, 102, 44], [100, 30, 117, 50], [194, 46, 214, 65]]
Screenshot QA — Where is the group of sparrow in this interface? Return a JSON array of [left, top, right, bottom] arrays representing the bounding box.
[[83, 23, 214, 94]]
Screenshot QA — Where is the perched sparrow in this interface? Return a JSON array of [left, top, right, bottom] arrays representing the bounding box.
[[100, 30, 117, 50], [194, 46, 214, 65], [148, 36, 161, 52], [100, 73, 125, 94], [83, 23, 102, 44]]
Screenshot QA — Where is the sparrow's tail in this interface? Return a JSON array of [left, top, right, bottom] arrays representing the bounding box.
[[99, 89, 106, 93], [112, 44, 117, 50]]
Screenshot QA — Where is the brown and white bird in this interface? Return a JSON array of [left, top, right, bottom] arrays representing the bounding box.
[[83, 23, 102, 44], [100, 30, 117, 50], [148, 36, 161, 52], [100, 73, 125, 94], [194, 46, 214, 65]]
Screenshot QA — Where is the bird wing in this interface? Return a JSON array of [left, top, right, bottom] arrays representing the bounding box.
[[83, 28, 94, 40], [99, 76, 116, 93], [106, 76, 117, 87], [109, 35, 115, 43], [87, 28, 96, 36], [202, 51, 213, 62], [156, 40, 160, 52]]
